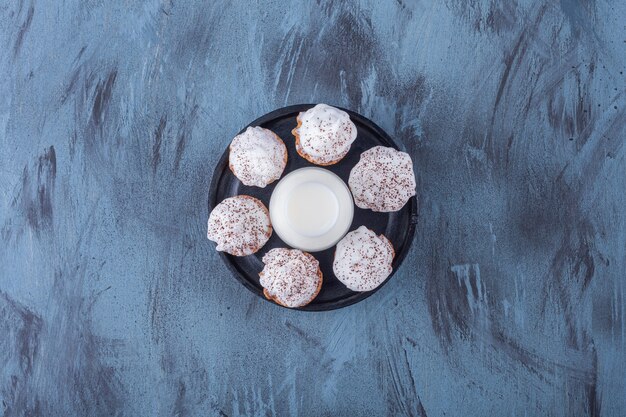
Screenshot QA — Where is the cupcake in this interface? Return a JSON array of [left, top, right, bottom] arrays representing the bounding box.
[[333, 226, 395, 292], [348, 146, 416, 212], [259, 248, 323, 308], [229, 126, 287, 187], [291, 104, 357, 165], [207, 195, 271, 256]]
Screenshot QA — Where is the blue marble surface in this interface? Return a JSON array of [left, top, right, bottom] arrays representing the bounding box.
[[1, 1, 625, 416]]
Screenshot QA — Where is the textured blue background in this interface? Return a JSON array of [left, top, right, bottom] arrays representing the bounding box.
[[1, 1, 625, 416]]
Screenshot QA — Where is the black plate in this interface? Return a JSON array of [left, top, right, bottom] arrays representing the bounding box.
[[208, 104, 418, 311]]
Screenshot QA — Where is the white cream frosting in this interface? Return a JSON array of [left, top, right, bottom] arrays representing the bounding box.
[[333, 226, 394, 292], [348, 146, 416, 212], [207, 196, 271, 256], [294, 104, 357, 165], [259, 248, 321, 308], [229, 126, 287, 187]]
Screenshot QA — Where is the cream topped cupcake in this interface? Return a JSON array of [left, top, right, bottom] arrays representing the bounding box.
[[207, 195, 272, 256], [333, 226, 394, 292], [292, 104, 357, 165], [259, 248, 323, 308], [229, 126, 287, 187], [348, 146, 416, 212]]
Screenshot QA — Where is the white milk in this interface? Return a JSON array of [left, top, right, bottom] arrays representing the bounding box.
[[285, 182, 339, 237], [270, 168, 354, 252]]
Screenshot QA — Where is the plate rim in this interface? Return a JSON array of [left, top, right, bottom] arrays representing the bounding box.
[[208, 103, 418, 311]]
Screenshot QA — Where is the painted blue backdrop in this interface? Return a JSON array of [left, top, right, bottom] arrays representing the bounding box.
[[1, 1, 625, 416]]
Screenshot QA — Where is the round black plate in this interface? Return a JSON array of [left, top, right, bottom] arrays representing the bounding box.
[[208, 104, 418, 311]]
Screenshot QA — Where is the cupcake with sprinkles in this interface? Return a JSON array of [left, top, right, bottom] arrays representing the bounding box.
[[207, 195, 272, 256], [348, 146, 416, 212], [229, 126, 287, 187], [259, 248, 323, 308], [333, 226, 395, 292], [292, 103, 357, 165]]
